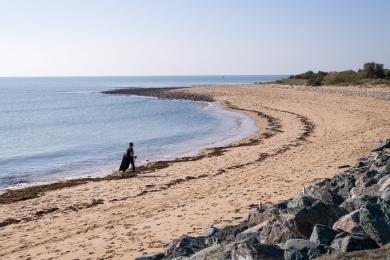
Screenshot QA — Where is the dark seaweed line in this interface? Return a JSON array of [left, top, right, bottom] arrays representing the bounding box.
[[212, 104, 315, 172], [110, 104, 316, 203]]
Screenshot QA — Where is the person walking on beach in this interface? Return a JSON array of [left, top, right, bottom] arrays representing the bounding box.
[[119, 142, 136, 175]]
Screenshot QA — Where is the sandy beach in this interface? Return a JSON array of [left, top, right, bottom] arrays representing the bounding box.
[[1, 84, 390, 259]]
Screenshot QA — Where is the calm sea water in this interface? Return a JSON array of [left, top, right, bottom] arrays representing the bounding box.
[[0, 75, 283, 189]]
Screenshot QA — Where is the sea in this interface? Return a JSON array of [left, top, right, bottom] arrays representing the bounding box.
[[0, 75, 284, 190]]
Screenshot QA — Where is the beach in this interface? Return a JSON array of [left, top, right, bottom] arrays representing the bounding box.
[[1, 84, 390, 259]]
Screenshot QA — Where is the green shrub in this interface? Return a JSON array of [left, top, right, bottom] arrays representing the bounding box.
[[385, 69, 390, 80], [294, 71, 315, 80], [363, 62, 385, 78], [307, 76, 323, 86]]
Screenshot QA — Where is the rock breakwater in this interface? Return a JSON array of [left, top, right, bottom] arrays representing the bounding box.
[[136, 139, 390, 260]]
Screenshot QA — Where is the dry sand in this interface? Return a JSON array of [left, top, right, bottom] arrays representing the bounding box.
[[1, 84, 390, 259]]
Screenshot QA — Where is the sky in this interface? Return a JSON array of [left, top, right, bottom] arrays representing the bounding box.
[[0, 0, 389, 76]]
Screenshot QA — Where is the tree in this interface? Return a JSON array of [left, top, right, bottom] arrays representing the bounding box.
[[385, 69, 390, 80], [363, 62, 385, 78]]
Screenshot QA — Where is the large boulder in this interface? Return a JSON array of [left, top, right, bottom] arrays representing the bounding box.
[[377, 164, 389, 175], [355, 157, 374, 169], [378, 174, 390, 186], [319, 243, 390, 260], [304, 179, 344, 206], [332, 210, 363, 234], [258, 213, 302, 245], [293, 200, 348, 238], [284, 239, 334, 260], [340, 195, 378, 212], [379, 175, 390, 192], [309, 224, 339, 246], [231, 241, 284, 260], [360, 200, 390, 246], [189, 243, 234, 260], [165, 235, 207, 259], [371, 153, 390, 175], [235, 222, 267, 242], [380, 189, 390, 201], [247, 207, 282, 227], [287, 194, 318, 214], [374, 151, 390, 165], [350, 184, 380, 198], [330, 173, 356, 200], [330, 233, 379, 253], [247, 206, 303, 245], [355, 170, 380, 188], [371, 139, 390, 152], [205, 221, 248, 246], [203, 225, 218, 238]]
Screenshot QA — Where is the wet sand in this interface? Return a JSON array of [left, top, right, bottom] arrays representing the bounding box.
[[1, 84, 390, 259]]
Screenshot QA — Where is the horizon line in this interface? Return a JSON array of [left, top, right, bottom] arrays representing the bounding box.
[[0, 74, 288, 78]]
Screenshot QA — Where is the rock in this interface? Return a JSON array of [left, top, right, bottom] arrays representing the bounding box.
[[309, 224, 339, 246], [371, 155, 390, 177], [332, 210, 363, 234], [235, 221, 268, 242], [304, 179, 344, 206], [231, 241, 284, 260], [293, 200, 348, 238], [360, 202, 390, 246], [247, 207, 281, 227], [377, 166, 389, 176], [330, 233, 379, 253], [189, 243, 234, 260], [355, 157, 374, 169], [287, 194, 318, 213], [372, 172, 384, 183], [380, 189, 390, 201], [340, 195, 378, 212], [284, 239, 334, 260], [350, 184, 380, 198], [135, 252, 164, 260], [273, 199, 290, 212], [205, 221, 248, 246], [258, 213, 302, 245], [372, 139, 390, 152], [203, 225, 218, 238], [378, 174, 390, 185], [318, 243, 390, 260], [166, 235, 207, 259], [374, 152, 390, 167], [355, 170, 380, 188], [330, 173, 356, 200], [378, 197, 390, 215], [379, 175, 390, 192]]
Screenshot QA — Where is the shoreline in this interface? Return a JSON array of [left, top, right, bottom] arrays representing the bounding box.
[[1, 84, 389, 259], [0, 88, 263, 204]]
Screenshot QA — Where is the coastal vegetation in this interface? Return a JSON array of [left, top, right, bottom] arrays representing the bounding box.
[[273, 62, 390, 86]]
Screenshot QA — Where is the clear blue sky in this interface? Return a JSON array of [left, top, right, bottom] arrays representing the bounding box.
[[0, 0, 389, 76]]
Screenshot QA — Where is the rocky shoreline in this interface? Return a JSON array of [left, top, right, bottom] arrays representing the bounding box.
[[136, 139, 390, 260]]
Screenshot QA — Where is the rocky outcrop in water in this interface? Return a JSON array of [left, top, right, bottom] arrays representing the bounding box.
[[136, 139, 390, 260], [102, 87, 215, 102]]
